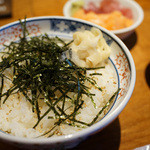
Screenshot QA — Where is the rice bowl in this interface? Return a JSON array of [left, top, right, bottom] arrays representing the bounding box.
[[0, 16, 136, 149]]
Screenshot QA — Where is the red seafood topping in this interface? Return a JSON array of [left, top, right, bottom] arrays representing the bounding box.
[[84, 0, 133, 19]]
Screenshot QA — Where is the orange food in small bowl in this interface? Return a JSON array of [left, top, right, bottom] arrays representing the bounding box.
[[72, 9, 133, 30], [64, 0, 144, 39]]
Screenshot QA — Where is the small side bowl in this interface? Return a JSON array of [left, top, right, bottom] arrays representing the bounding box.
[[63, 0, 144, 39], [0, 16, 136, 149]]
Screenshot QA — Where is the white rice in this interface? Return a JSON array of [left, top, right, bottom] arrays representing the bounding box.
[[0, 60, 118, 138]]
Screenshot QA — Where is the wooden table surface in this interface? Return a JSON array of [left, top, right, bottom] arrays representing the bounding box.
[[0, 0, 150, 150]]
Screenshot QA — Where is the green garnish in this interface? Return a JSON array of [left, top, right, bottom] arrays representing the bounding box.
[[90, 73, 102, 76], [71, 0, 84, 16], [0, 18, 120, 137]]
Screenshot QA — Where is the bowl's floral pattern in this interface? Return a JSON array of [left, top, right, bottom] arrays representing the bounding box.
[[0, 23, 40, 46]]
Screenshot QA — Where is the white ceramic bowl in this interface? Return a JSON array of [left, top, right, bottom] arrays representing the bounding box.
[[0, 16, 136, 149], [63, 0, 144, 39]]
